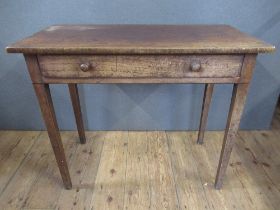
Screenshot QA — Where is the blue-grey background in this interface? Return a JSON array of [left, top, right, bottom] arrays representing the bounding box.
[[0, 0, 279, 130]]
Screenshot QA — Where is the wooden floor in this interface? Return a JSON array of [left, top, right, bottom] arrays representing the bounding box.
[[0, 107, 280, 210]]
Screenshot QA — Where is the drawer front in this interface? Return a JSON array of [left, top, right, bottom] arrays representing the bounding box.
[[38, 55, 243, 79], [38, 55, 116, 78]]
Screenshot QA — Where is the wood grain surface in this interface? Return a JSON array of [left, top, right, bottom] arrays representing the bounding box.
[[1, 127, 280, 209], [6, 25, 275, 54], [38, 55, 243, 79]]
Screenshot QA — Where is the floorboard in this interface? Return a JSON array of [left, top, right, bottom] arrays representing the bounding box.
[[0, 105, 280, 209]]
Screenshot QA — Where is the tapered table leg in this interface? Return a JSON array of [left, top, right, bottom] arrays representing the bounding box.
[[68, 84, 86, 144], [197, 84, 214, 144], [33, 84, 72, 189], [215, 83, 249, 189]]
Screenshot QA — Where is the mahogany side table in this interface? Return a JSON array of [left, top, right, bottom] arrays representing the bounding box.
[[6, 25, 275, 189]]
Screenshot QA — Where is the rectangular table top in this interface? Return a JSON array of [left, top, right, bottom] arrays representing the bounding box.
[[6, 24, 274, 55]]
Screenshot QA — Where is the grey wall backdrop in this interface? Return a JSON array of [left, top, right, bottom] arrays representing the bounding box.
[[0, 0, 279, 130]]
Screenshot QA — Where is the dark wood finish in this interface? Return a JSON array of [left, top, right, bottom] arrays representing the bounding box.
[[24, 55, 42, 83], [6, 25, 274, 190], [239, 54, 257, 83], [116, 55, 242, 78], [6, 25, 275, 54], [42, 76, 241, 84], [197, 84, 214, 144], [33, 84, 72, 189], [215, 83, 249, 189], [38, 55, 243, 79], [68, 84, 86, 144], [38, 55, 116, 78]]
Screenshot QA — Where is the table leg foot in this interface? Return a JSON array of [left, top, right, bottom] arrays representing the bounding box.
[[214, 84, 249, 189], [33, 84, 72, 189]]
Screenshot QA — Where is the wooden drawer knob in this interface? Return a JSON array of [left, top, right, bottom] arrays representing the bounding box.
[[80, 62, 91, 72], [190, 61, 201, 71]]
